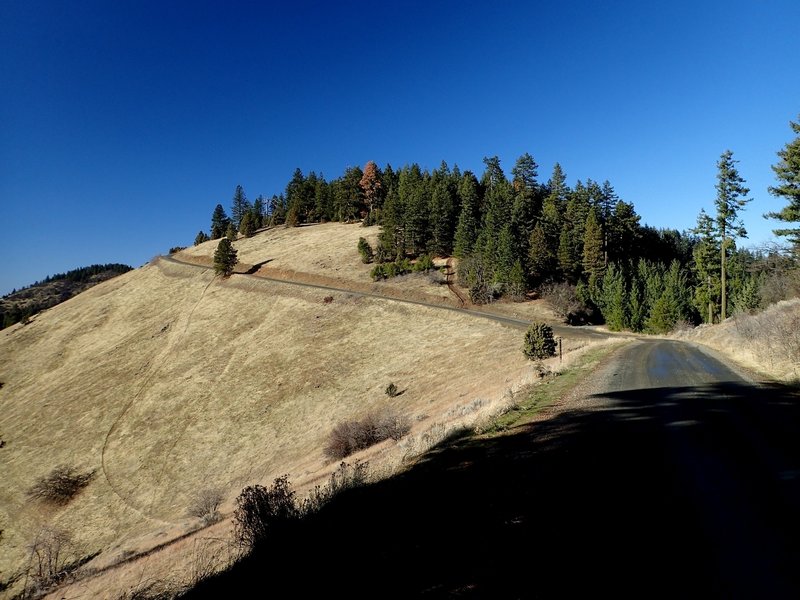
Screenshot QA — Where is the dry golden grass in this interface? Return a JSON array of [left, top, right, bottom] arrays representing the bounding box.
[[672, 298, 800, 383], [0, 223, 583, 598]]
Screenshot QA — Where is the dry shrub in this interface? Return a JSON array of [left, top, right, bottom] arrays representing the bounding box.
[[301, 459, 370, 515], [540, 282, 593, 324], [233, 475, 300, 550], [324, 409, 411, 460], [187, 488, 224, 525], [27, 465, 95, 505], [23, 526, 86, 597]]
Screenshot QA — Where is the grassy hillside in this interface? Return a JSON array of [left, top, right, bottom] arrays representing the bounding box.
[[0, 264, 132, 329], [0, 224, 580, 598]]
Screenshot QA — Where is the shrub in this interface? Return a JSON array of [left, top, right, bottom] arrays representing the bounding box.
[[28, 465, 95, 505], [385, 382, 399, 398], [233, 476, 300, 549], [324, 409, 412, 460], [168, 246, 186, 254], [357, 237, 374, 264], [188, 487, 224, 525], [523, 322, 557, 360], [301, 459, 370, 515], [413, 254, 435, 273], [541, 282, 595, 324]]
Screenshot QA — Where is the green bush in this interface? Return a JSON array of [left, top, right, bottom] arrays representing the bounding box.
[[413, 254, 435, 273], [523, 322, 557, 360], [385, 382, 399, 397], [357, 237, 374, 264]]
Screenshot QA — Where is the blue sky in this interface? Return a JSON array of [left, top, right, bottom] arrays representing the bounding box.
[[1, 0, 798, 294]]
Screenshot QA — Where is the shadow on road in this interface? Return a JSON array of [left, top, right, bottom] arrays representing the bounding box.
[[186, 381, 800, 599]]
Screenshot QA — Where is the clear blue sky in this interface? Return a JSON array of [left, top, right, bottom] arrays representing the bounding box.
[[1, 0, 798, 294]]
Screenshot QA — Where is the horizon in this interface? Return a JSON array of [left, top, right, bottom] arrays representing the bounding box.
[[2, 0, 799, 295]]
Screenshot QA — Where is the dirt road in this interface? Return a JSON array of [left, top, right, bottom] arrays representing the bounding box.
[[188, 339, 800, 598], [160, 254, 608, 341]]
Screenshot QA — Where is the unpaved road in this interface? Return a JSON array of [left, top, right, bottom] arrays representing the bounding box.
[[160, 254, 608, 341], [188, 339, 800, 598]]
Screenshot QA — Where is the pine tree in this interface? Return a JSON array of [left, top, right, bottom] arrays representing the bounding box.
[[239, 211, 257, 237], [211, 204, 231, 239], [527, 222, 554, 286], [230, 185, 251, 229], [582, 208, 605, 279], [691, 209, 721, 323], [511, 153, 540, 247], [252, 196, 267, 228], [453, 171, 480, 257], [764, 115, 800, 251], [600, 263, 628, 331], [194, 231, 210, 246], [429, 162, 457, 255], [714, 150, 751, 320], [213, 237, 238, 277]]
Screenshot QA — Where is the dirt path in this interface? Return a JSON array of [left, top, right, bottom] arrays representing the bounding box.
[[160, 254, 608, 342]]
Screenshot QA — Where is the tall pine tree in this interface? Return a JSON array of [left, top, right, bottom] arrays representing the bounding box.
[[714, 150, 751, 320]]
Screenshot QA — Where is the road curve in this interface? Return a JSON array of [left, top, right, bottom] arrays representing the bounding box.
[[159, 254, 608, 340], [187, 339, 800, 599]]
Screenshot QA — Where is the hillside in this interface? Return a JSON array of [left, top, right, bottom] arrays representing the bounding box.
[[0, 223, 597, 598], [0, 264, 133, 330]]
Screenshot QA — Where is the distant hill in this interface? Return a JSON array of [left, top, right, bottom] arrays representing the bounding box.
[[0, 263, 133, 329]]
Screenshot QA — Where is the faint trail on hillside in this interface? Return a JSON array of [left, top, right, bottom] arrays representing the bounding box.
[[100, 268, 216, 522], [444, 258, 467, 308], [159, 255, 608, 341]]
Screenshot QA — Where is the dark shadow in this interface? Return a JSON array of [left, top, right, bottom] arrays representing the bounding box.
[[184, 381, 800, 599], [242, 260, 272, 275]]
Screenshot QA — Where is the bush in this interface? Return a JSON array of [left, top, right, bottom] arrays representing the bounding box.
[[188, 487, 224, 525], [357, 237, 374, 264], [168, 246, 186, 254], [28, 465, 95, 505], [413, 254, 435, 273], [541, 282, 595, 324], [523, 322, 557, 360], [233, 476, 299, 549], [385, 382, 399, 397], [324, 409, 412, 460]]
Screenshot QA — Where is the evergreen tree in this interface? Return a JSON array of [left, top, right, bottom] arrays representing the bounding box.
[[398, 164, 428, 255], [511, 153, 540, 248], [333, 166, 365, 222], [252, 195, 267, 228], [225, 222, 238, 240], [764, 115, 800, 250], [239, 211, 257, 237], [230, 185, 251, 229], [429, 162, 457, 255], [268, 194, 286, 226], [213, 237, 238, 277], [378, 184, 404, 261], [607, 200, 641, 263], [211, 204, 231, 239], [582, 208, 605, 279], [194, 231, 210, 246], [714, 150, 751, 320], [527, 222, 554, 286], [454, 171, 480, 258], [600, 263, 628, 331], [691, 209, 721, 323]]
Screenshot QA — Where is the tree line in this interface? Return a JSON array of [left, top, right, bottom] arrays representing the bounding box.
[[198, 115, 800, 332]]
